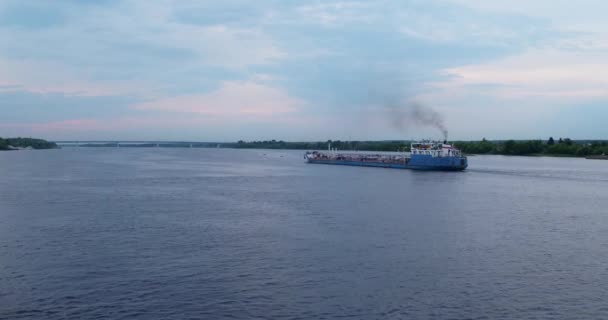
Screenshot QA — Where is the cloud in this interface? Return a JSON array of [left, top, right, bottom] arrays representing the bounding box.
[[0, 89, 140, 123], [0, 1, 68, 29], [1, 119, 101, 131], [444, 0, 608, 26], [133, 80, 303, 119], [0, 1, 285, 80], [432, 48, 608, 100], [0, 58, 147, 96], [0, 117, 207, 140], [1, 0, 606, 140]]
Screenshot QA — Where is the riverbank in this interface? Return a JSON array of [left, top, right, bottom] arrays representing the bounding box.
[[586, 155, 608, 160], [229, 139, 608, 159], [55, 139, 608, 159], [0, 137, 59, 151], [453, 139, 608, 158]]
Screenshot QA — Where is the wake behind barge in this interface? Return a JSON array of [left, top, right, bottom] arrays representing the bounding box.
[[305, 141, 468, 171]]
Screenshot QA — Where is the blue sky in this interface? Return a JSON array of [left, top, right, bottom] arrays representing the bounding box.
[[1, 0, 607, 141]]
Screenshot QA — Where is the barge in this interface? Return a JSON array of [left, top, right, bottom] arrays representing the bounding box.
[[305, 141, 468, 171]]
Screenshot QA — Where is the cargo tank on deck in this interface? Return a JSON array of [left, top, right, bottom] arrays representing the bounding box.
[[304, 141, 468, 171]]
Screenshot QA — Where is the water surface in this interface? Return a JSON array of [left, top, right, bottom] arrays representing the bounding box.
[[1, 149, 608, 319]]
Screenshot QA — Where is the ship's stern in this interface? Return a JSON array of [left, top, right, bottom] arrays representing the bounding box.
[[460, 156, 468, 170]]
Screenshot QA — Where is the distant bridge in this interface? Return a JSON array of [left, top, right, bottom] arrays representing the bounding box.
[[55, 141, 223, 148]]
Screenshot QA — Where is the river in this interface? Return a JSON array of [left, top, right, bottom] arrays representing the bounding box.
[[1, 148, 607, 319]]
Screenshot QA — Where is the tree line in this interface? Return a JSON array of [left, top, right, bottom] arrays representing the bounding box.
[[232, 138, 608, 157], [2, 136, 606, 157], [453, 138, 608, 157], [0, 137, 58, 150]]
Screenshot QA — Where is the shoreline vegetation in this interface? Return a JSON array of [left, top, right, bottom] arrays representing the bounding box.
[[55, 137, 608, 158], [0, 137, 59, 150], [232, 138, 608, 158], [455, 138, 608, 158]]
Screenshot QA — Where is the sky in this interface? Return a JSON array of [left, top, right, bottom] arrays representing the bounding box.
[[0, 0, 607, 141]]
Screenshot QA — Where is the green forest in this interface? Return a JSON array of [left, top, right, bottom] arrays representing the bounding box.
[[453, 138, 608, 157], [0, 137, 58, 150], [230, 138, 608, 157], [4, 136, 607, 157]]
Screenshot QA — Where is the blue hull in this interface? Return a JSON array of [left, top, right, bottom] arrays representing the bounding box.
[[307, 158, 467, 171]]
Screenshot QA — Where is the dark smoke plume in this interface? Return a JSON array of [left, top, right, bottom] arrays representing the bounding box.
[[388, 101, 448, 140]]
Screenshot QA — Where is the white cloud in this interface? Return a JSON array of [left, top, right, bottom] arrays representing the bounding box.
[[0, 0, 289, 101], [0, 58, 149, 96], [294, 1, 374, 27], [408, 43, 608, 139], [102, 2, 285, 69], [432, 48, 608, 100], [133, 80, 303, 118], [0, 1, 285, 73]]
